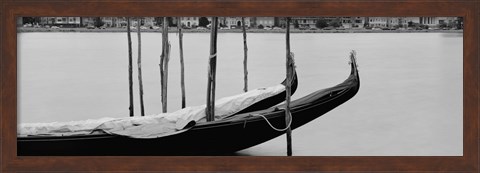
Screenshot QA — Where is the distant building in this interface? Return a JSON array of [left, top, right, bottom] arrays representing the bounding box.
[[275, 17, 287, 27], [115, 17, 127, 27], [180, 17, 200, 27], [260, 17, 300, 28], [396, 17, 408, 28], [388, 18, 400, 27], [170, 17, 179, 26], [368, 17, 399, 28], [281, 17, 357, 28], [101, 17, 156, 28], [157, 17, 178, 27], [29, 16, 460, 30], [419, 17, 436, 26], [435, 17, 457, 27], [55, 17, 81, 27], [255, 17, 275, 28], [292, 17, 318, 28], [79, 17, 94, 27], [403, 17, 420, 24], [318, 17, 343, 28], [180, 17, 248, 28], [417, 17, 456, 28], [224, 17, 251, 28], [101, 17, 116, 27], [368, 17, 384, 27], [132, 17, 155, 27], [40, 17, 81, 27], [341, 17, 352, 28], [341, 17, 365, 28]]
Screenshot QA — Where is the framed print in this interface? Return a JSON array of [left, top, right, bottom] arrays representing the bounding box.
[[1, 0, 479, 172]]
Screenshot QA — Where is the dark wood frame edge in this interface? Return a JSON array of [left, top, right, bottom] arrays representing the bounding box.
[[1, 0, 478, 172]]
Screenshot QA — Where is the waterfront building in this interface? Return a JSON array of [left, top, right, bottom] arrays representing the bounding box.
[[435, 17, 457, 27], [179, 17, 250, 28], [318, 17, 343, 28], [224, 17, 251, 28], [368, 17, 384, 27], [106, 17, 157, 28], [418, 17, 456, 28], [367, 17, 399, 28], [55, 17, 81, 26], [277, 17, 318, 28], [157, 17, 178, 27], [275, 17, 286, 28], [180, 17, 200, 28], [389, 18, 400, 27], [79, 17, 94, 27], [341, 17, 365, 28], [30, 16, 460, 30], [254, 17, 275, 28], [292, 17, 318, 28], [170, 17, 179, 26], [114, 17, 127, 28], [419, 17, 436, 26], [80, 17, 124, 28], [40, 17, 81, 27], [403, 17, 420, 25], [101, 17, 116, 27], [137, 17, 155, 27], [392, 17, 412, 28]]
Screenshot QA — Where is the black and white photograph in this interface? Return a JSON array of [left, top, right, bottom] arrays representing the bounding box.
[[16, 16, 463, 156]]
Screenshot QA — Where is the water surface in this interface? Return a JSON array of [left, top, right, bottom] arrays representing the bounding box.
[[18, 32, 463, 156]]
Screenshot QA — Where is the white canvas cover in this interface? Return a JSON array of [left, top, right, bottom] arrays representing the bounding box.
[[18, 84, 285, 138], [18, 117, 116, 136]]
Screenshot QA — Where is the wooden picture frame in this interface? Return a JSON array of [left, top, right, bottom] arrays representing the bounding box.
[[1, 0, 478, 172]]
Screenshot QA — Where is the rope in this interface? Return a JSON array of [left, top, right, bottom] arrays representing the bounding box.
[[252, 110, 292, 132], [209, 53, 217, 59]]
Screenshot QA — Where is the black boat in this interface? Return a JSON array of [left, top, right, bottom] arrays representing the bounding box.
[[17, 53, 359, 156]]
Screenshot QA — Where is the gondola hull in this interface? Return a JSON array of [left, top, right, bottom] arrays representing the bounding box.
[[17, 55, 359, 156]]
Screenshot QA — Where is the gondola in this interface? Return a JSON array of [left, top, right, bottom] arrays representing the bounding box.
[[17, 54, 359, 156]]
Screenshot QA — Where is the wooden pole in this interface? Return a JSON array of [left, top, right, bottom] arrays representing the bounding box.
[[206, 17, 218, 122], [164, 33, 171, 113], [285, 17, 293, 156], [178, 17, 186, 108], [242, 17, 248, 92], [159, 18, 165, 112], [160, 17, 170, 113], [137, 17, 145, 116], [127, 17, 134, 117]]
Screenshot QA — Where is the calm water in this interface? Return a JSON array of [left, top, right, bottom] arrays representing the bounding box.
[[18, 32, 463, 156]]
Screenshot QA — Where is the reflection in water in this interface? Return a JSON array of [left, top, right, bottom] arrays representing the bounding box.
[[18, 32, 462, 156]]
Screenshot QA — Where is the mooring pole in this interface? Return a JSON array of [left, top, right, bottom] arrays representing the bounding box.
[[178, 17, 186, 109], [137, 17, 145, 116], [242, 17, 248, 92], [285, 17, 293, 156], [159, 18, 165, 113], [127, 17, 134, 117], [160, 17, 170, 113], [206, 17, 218, 122], [163, 21, 171, 113]]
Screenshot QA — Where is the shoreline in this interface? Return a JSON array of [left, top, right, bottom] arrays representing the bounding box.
[[18, 27, 464, 34]]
